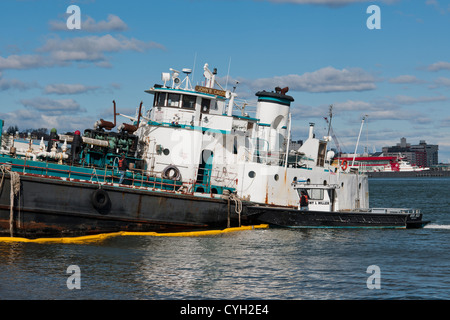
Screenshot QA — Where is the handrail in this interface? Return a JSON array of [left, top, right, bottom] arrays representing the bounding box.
[[1, 155, 239, 196]]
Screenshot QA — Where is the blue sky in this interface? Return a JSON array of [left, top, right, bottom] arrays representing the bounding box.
[[1, 0, 449, 162]]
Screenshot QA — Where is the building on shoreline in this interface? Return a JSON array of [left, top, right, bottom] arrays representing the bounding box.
[[382, 137, 438, 167]]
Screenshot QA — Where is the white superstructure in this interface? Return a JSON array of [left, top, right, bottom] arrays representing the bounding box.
[[134, 63, 369, 212]]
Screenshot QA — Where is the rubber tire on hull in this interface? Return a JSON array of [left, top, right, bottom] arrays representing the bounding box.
[[91, 189, 111, 214]]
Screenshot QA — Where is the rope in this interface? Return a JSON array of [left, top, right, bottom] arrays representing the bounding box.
[[225, 191, 242, 227], [1, 165, 21, 237], [9, 171, 20, 237]]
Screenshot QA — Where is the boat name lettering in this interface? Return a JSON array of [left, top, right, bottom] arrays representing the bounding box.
[[311, 201, 330, 205], [195, 85, 227, 97]]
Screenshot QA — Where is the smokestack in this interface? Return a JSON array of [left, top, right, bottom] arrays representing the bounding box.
[[309, 123, 315, 139]]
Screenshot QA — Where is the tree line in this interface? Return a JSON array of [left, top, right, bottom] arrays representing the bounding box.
[[6, 126, 52, 140]]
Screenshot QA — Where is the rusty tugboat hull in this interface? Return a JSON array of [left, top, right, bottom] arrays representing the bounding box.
[[0, 171, 243, 238]]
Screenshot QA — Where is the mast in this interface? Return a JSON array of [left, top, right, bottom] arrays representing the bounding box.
[[327, 105, 333, 138], [352, 115, 368, 167]]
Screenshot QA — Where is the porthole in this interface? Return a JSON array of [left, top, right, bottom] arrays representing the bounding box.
[[163, 148, 170, 156], [248, 171, 256, 178], [274, 174, 279, 181]]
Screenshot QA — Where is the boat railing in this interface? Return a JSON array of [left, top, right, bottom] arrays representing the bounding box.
[[354, 208, 421, 214], [4, 155, 239, 196], [5, 157, 186, 192], [191, 167, 237, 195]]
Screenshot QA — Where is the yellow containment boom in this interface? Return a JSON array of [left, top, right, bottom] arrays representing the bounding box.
[[0, 224, 269, 244]]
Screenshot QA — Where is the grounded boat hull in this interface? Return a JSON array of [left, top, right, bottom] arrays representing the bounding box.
[[0, 173, 242, 238], [0, 172, 428, 238], [247, 206, 429, 229]]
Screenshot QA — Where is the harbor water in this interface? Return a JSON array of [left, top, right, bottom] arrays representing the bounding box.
[[1, 178, 449, 300]]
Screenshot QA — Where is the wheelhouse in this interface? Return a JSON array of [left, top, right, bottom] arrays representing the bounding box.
[[149, 86, 226, 115]]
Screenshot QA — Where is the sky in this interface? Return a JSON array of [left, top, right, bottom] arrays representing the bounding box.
[[0, 0, 449, 162]]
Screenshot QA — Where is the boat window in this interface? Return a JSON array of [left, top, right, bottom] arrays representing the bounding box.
[[317, 141, 326, 167], [182, 94, 196, 109], [245, 137, 250, 149], [201, 98, 211, 113], [309, 189, 324, 200], [211, 100, 218, 110], [155, 92, 167, 107], [167, 93, 180, 107], [297, 189, 324, 200]]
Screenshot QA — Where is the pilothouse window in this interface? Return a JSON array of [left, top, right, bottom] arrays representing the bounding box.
[[182, 95, 196, 109], [201, 98, 211, 113], [168, 93, 180, 107], [155, 92, 167, 107]]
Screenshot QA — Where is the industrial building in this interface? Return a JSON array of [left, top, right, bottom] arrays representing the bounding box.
[[382, 137, 439, 167]]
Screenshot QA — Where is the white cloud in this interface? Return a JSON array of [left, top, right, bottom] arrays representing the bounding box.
[[0, 109, 94, 133], [392, 94, 447, 105], [291, 93, 447, 124], [427, 61, 450, 72], [425, 0, 450, 14], [244, 66, 377, 93], [430, 77, 450, 88], [49, 14, 128, 32], [0, 34, 165, 70], [0, 78, 31, 91], [20, 97, 85, 115], [44, 83, 100, 95], [0, 54, 48, 70], [389, 75, 423, 84], [0, 72, 37, 91], [38, 34, 165, 63]]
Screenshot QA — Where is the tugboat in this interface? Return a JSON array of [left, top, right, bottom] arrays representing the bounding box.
[[0, 63, 429, 238]]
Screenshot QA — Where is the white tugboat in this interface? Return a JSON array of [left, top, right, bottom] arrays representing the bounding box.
[[0, 62, 429, 238]]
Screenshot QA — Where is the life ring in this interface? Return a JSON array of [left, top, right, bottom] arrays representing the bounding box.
[[162, 165, 181, 181], [341, 160, 348, 171], [91, 188, 111, 213]]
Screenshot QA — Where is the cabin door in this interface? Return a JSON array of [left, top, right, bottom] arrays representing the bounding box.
[[196, 149, 214, 191]]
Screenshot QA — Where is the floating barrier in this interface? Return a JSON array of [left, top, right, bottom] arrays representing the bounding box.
[[0, 224, 269, 244]]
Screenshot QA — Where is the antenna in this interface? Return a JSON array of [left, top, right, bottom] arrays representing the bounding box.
[[225, 56, 231, 90], [191, 52, 197, 86], [327, 104, 333, 138], [182, 68, 192, 90]]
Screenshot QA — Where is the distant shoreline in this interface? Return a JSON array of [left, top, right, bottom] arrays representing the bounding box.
[[368, 169, 450, 178]]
